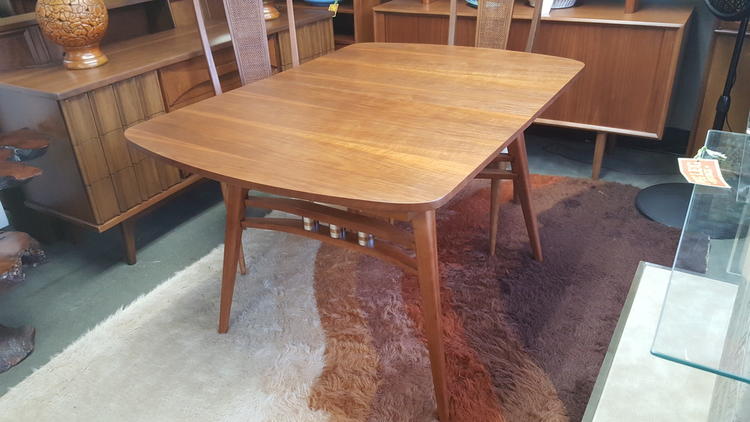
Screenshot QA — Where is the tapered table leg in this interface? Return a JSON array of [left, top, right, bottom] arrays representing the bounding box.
[[221, 183, 248, 275], [413, 210, 450, 421], [237, 188, 249, 275], [218, 184, 245, 333], [509, 134, 543, 262]]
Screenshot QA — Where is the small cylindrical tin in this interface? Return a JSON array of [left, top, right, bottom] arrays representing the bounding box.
[[329, 224, 346, 239], [357, 232, 375, 248], [303, 217, 319, 232]]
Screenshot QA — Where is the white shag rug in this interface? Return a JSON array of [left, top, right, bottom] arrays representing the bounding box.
[[0, 227, 330, 422]]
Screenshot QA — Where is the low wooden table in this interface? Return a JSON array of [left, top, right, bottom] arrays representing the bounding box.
[[125, 42, 582, 421]]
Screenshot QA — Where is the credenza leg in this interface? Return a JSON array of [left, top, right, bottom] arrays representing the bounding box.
[[218, 184, 244, 334], [120, 220, 136, 265], [413, 210, 450, 421], [592, 132, 607, 180]]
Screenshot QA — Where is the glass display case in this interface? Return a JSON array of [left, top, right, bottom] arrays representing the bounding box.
[[652, 129, 750, 420], [653, 129, 750, 382]]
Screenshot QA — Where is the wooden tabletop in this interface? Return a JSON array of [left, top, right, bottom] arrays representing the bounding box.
[[126, 43, 583, 212], [0, 8, 332, 100]]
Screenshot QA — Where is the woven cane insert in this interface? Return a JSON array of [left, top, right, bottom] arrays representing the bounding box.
[[475, 0, 515, 50], [222, 0, 272, 85]]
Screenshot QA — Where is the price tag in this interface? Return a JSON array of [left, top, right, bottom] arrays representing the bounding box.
[[678, 158, 731, 189], [328, 0, 339, 16]]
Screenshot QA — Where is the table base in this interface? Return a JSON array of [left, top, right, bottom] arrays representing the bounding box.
[[218, 187, 450, 421]]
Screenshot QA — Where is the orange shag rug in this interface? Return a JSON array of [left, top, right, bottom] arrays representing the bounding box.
[[0, 176, 679, 422], [308, 175, 679, 421]]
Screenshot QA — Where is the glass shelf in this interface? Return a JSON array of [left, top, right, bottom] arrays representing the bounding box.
[[652, 130, 750, 384]]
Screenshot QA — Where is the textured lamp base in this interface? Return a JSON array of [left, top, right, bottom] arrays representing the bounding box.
[[63, 45, 109, 70]]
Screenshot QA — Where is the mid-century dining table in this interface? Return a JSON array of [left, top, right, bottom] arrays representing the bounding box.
[[126, 42, 582, 421]]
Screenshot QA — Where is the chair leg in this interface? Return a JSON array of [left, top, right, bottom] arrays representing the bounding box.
[[591, 132, 607, 180], [506, 149, 520, 203], [237, 189, 248, 275], [218, 184, 245, 333], [221, 183, 247, 275], [489, 178, 501, 256], [509, 134, 543, 262]]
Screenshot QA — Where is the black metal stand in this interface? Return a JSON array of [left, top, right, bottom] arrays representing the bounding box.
[[713, 17, 749, 131], [635, 17, 748, 229]]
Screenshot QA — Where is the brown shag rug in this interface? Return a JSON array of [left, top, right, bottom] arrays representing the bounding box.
[[309, 175, 679, 421], [0, 175, 679, 422]]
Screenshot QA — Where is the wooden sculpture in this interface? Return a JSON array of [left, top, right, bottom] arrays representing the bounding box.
[[0, 128, 48, 373], [35, 0, 109, 69]]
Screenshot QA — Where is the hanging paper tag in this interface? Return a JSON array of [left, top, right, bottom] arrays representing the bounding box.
[[678, 158, 731, 189], [328, 0, 339, 16]]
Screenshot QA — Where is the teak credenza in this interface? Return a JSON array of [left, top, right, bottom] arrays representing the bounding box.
[[0, 6, 334, 263]]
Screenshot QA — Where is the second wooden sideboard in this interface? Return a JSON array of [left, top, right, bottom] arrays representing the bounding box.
[[0, 8, 334, 263], [374, 0, 692, 139], [373, 0, 692, 177]]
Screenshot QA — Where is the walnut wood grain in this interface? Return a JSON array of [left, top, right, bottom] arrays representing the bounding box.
[[412, 209, 449, 421], [373, 0, 692, 138], [24, 173, 203, 233], [0, 88, 96, 224], [0, 161, 42, 190], [242, 217, 418, 272], [245, 196, 415, 248], [59, 70, 182, 223], [119, 219, 136, 264], [508, 134, 541, 261], [128, 44, 581, 422], [158, 46, 241, 112], [218, 184, 243, 334], [126, 43, 583, 212], [0, 129, 49, 161], [373, 0, 691, 26]]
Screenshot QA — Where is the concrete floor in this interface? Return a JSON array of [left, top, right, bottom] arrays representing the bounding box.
[[0, 133, 684, 395]]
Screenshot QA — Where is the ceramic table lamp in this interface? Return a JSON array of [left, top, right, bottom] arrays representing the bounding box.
[[35, 0, 109, 70]]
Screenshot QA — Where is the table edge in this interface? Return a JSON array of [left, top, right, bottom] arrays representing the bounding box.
[[125, 43, 584, 212]]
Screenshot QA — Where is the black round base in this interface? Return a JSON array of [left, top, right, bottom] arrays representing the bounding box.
[[635, 183, 692, 229]]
